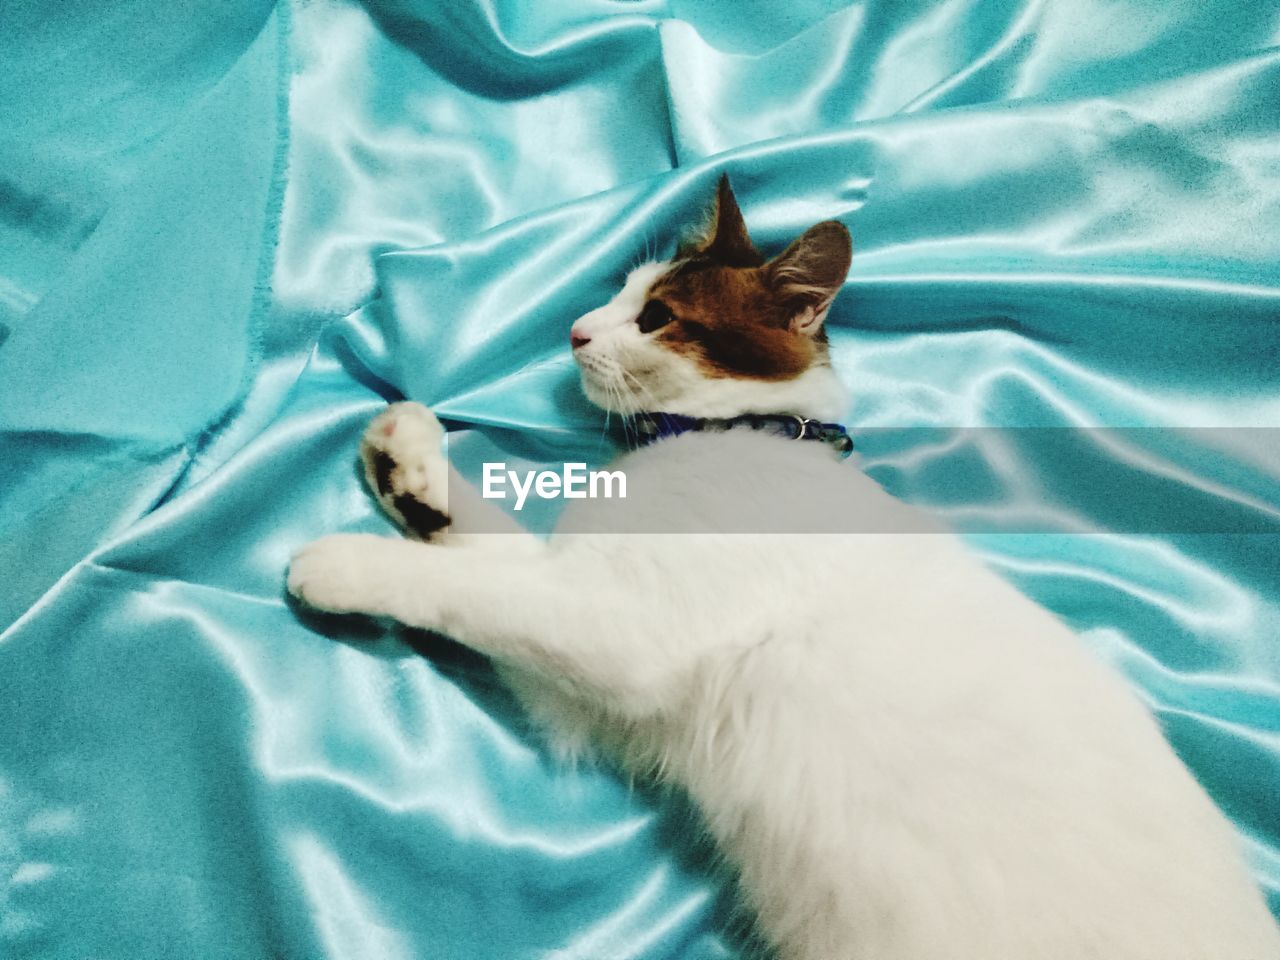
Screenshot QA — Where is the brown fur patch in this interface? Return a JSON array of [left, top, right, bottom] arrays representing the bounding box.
[[649, 262, 826, 380], [647, 177, 851, 380], [676, 175, 765, 268]]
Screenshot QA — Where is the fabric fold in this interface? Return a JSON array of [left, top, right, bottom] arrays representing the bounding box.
[[1, 1, 1277, 956]]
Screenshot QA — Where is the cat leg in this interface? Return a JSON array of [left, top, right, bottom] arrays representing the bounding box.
[[359, 401, 538, 550], [288, 535, 668, 712]]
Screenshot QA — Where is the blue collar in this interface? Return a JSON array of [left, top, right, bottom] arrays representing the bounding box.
[[630, 411, 854, 458]]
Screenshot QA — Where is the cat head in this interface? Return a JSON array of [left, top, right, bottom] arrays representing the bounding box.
[[570, 176, 852, 422]]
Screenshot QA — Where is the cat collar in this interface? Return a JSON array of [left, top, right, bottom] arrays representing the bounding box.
[[630, 412, 854, 458]]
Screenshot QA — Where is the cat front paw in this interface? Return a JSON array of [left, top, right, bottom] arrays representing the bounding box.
[[361, 402, 452, 539], [288, 533, 394, 615]]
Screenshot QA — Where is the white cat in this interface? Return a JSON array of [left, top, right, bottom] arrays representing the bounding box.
[[289, 178, 1280, 960]]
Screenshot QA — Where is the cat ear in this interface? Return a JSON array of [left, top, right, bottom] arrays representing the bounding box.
[[767, 221, 852, 336], [677, 175, 763, 267]]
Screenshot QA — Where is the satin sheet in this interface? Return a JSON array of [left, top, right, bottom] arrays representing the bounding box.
[[2, 1, 1278, 956]]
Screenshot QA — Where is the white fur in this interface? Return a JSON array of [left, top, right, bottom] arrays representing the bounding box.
[[290, 288, 1280, 959]]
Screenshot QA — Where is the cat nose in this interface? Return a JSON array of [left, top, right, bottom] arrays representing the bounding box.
[[570, 329, 591, 350]]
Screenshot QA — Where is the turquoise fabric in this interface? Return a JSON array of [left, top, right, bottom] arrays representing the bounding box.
[[2, 0, 1278, 955]]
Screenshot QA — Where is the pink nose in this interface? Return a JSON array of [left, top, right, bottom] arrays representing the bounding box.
[[570, 329, 591, 350]]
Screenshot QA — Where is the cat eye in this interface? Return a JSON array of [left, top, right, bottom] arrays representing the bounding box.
[[636, 299, 674, 333]]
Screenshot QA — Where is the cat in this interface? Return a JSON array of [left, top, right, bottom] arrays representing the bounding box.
[[288, 177, 1280, 960]]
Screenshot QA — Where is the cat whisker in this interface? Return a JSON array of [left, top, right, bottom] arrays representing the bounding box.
[[598, 385, 618, 450], [619, 369, 661, 445], [616, 377, 649, 447], [595, 372, 633, 446], [612, 381, 639, 447], [620, 368, 658, 410]]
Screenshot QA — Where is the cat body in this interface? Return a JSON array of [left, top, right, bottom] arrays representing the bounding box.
[[289, 179, 1280, 959], [513, 429, 1279, 960]]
